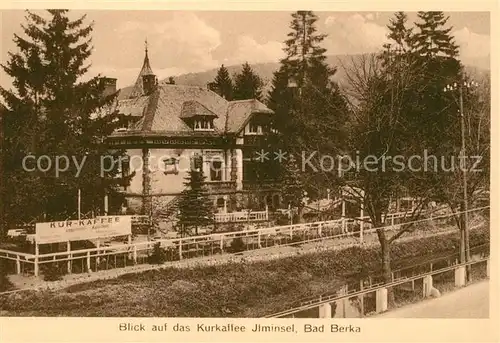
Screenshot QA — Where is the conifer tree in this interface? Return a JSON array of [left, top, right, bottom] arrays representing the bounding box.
[[414, 11, 459, 58], [268, 11, 349, 150], [176, 157, 214, 236], [208, 64, 233, 100], [280, 154, 306, 223], [1, 10, 129, 223], [267, 11, 350, 199], [233, 62, 263, 101], [386, 11, 414, 53]]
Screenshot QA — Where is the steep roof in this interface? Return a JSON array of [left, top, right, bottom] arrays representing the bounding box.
[[111, 83, 273, 134], [108, 47, 273, 136], [128, 48, 155, 99], [180, 100, 218, 119], [225, 99, 274, 133]]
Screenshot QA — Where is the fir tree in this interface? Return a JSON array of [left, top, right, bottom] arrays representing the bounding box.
[[0, 10, 129, 223], [413, 11, 459, 58], [280, 154, 305, 223], [267, 11, 350, 198], [233, 62, 263, 101], [208, 64, 233, 100], [282, 11, 334, 88], [386, 11, 414, 53], [167, 76, 176, 85], [267, 11, 349, 150], [176, 157, 214, 236]]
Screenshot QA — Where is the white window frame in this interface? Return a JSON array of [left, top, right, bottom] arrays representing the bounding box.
[[163, 157, 179, 175], [194, 118, 214, 131], [246, 121, 263, 135]]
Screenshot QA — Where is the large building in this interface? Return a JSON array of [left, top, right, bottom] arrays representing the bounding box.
[[104, 47, 282, 218]]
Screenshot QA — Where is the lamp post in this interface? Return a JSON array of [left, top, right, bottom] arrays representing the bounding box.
[[444, 79, 478, 279]]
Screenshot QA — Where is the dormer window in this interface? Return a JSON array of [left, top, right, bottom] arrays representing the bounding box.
[[194, 118, 214, 131], [245, 119, 264, 135], [180, 101, 218, 131], [115, 114, 136, 132]]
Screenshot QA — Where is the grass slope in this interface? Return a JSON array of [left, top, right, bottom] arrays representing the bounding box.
[[0, 227, 489, 317]]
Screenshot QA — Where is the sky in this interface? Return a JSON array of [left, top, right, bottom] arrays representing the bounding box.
[[0, 10, 491, 89]]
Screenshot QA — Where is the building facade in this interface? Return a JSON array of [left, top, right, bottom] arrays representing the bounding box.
[[104, 48, 282, 217]]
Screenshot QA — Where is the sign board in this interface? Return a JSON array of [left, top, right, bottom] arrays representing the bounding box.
[[35, 216, 132, 244]]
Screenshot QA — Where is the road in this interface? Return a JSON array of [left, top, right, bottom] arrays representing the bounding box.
[[377, 281, 489, 318]]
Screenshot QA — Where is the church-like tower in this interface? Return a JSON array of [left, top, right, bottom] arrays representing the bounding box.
[[129, 41, 157, 98]]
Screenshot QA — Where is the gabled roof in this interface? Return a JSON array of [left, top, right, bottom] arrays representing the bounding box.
[[180, 100, 218, 119], [225, 99, 274, 133]]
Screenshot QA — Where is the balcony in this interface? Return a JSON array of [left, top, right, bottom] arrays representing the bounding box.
[[214, 210, 268, 223], [204, 181, 237, 194], [242, 179, 280, 191]]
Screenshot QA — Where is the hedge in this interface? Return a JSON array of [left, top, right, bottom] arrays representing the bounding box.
[[0, 227, 489, 317]]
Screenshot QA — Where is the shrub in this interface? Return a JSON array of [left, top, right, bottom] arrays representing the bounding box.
[[229, 237, 246, 253], [0, 259, 14, 292], [148, 242, 167, 264], [42, 262, 66, 282]]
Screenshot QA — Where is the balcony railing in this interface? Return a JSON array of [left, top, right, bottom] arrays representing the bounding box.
[[204, 181, 237, 193], [214, 210, 269, 223], [242, 179, 280, 191]]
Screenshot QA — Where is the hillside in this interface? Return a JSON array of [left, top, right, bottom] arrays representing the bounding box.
[[118, 53, 490, 100]]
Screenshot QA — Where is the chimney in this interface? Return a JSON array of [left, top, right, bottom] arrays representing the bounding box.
[[102, 77, 117, 98], [142, 74, 157, 95]]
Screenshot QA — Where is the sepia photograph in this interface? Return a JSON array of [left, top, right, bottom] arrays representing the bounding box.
[[0, 5, 494, 340]]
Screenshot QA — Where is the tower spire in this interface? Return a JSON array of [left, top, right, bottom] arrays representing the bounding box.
[[129, 39, 156, 98]]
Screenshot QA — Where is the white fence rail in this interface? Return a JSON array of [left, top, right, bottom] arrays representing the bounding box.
[[0, 206, 487, 278], [214, 210, 269, 223], [264, 257, 490, 318]]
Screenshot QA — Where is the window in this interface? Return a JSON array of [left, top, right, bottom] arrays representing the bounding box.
[[194, 118, 214, 131], [115, 157, 129, 178], [210, 161, 223, 181], [163, 157, 179, 175], [247, 121, 263, 135], [191, 154, 203, 171], [121, 158, 130, 178]]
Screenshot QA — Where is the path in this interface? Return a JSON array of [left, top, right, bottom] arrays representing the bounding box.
[[377, 281, 489, 318]]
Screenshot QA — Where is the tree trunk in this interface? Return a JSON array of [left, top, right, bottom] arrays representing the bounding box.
[[377, 227, 395, 307]]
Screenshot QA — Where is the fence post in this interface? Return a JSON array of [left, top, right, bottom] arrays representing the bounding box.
[[16, 254, 21, 275], [341, 199, 346, 233], [67, 241, 72, 274], [34, 243, 39, 277], [86, 251, 91, 272], [376, 288, 388, 313], [318, 303, 332, 318], [133, 245, 137, 264], [178, 240, 183, 260], [96, 240, 101, 265], [359, 279, 365, 318], [265, 205, 269, 221], [455, 266, 466, 287], [128, 235, 132, 259], [257, 231, 261, 248], [423, 275, 433, 297]]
